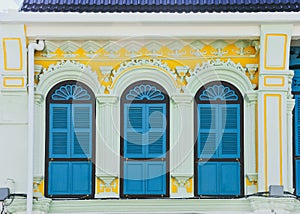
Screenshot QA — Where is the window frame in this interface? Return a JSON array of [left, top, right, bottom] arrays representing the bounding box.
[[120, 80, 170, 198], [194, 81, 244, 198], [45, 80, 96, 198]]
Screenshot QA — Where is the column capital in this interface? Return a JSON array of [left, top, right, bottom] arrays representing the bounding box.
[[96, 95, 119, 104], [171, 94, 193, 104], [245, 91, 258, 103]]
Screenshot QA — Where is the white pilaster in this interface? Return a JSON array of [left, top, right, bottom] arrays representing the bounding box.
[[170, 94, 194, 198], [96, 95, 120, 198], [244, 91, 258, 194], [257, 24, 293, 192]]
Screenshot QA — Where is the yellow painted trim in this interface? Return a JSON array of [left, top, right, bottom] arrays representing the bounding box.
[[264, 94, 283, 191], [264, 34, 287, 71], [3, 77, 25, 88], [3, 38, 23, 71], [263, 76, 285, 87], [109, 65, 181, 90]]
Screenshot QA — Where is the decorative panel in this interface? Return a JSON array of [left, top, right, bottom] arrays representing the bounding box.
[[3, 38, 23, 71]]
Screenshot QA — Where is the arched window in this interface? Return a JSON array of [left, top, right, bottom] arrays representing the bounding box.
[[290, 46, 300, 196], [194, 81, 244, 197], [120, 81, 169, 198], [45, 80, 95, 198]]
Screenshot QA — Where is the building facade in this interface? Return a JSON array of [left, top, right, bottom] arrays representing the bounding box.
[[0, 1, 300, 213]]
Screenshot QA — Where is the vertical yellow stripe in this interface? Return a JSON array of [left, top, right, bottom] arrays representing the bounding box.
[[264, 94, 268, 191]]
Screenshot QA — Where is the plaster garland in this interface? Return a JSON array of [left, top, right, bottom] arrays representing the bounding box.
[[38, 60, 98, 82]]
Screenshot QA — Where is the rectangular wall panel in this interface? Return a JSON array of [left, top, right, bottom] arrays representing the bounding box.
[[3, 38, 23, 71], [264, 94, 283, 189], [263, 76, 285, 87], [264, 34, 287, 70], [3, 77, 25, 88]]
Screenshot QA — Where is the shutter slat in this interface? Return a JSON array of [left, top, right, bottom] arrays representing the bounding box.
[[124, 104, 145, 158], [219, 105, 240, 158], [72, 104, 92, 158], [198, 105, 218, 158], [49, 104, 70, 158], [147, 104, 166, 158], [295, 96, 300, 156]]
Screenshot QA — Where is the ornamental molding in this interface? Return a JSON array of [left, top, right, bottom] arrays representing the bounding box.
[[199, 84, 238, 101], [192, 59, 246, 76], [51, 84, 91, 101], [107, 58, 179, 94], [38, 60, 98, 83], [125, 84, 165, 101], [113, 58, 173, 75]]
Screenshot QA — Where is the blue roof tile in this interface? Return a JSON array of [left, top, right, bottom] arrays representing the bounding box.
[[21, 0, 300, 12]]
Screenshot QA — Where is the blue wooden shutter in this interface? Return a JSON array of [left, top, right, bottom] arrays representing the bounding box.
[[124, 104, 145, 158], [295, 96, 300, 156], [124, 161, 144, 194], [145, 161, 166, 194], [198, 162, 218, 195], [72, 104, 92, 158], [219, 162, 240, 195], [219, 104, 240, 158], [71, 162, 92, 194], [146, 104, 166, 158], [198, 104, 218, 158], [296, 160, 300, 195], [48, 162, 70, 195], [49, 104, 71, 158]]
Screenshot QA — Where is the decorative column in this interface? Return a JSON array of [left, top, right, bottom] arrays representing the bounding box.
[[286, 70, 295, 193], [170, 94, 194, 198], [257, 25, 293, 192], [33, 66, 45, 198], [245, 91, 258, 195], [95, 95, 119, 198]]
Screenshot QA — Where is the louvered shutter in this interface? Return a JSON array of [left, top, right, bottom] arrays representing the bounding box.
[[145, 161, 166, 194], [146, 104, 166, 158], [71, 162, 92, 194], [124, 104, 145, 158], [72, 104, 92, 158], [198, 162, 218, 195], [198, 104, 218, 158], [219, 162, 240, 195], [49, 104, 71, 158], [219, 104, 240, 158], [48, 162, 70, 195], [296, 160, 300, 195], [295, 96, 300, 156], [123, 161, 144, 194]]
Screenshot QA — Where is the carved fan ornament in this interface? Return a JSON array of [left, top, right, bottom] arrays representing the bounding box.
[[199, 85, 238, 101], [126, 84, 165, 101], [52, 84, 91, 100]]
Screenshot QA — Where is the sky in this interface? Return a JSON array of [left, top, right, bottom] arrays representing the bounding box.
[[0, 0, 22, 11]]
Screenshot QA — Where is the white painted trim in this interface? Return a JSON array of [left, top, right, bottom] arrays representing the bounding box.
[[2, 11, 300, 24], [36, 60, 101, 96], [110, 67, 180, 96], [187, 59, 253, 96], [26, 24, 260, 40]]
